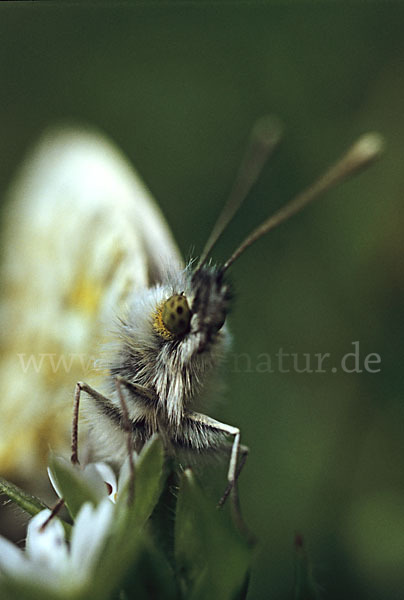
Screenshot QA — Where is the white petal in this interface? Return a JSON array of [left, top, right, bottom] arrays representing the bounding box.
[[0, 536, 26, 577], [70, 499, 114, 583], [26, 510, 68, 573], [92, 462, 117, 501], [49, 457, 111, 502], [0, 514, 70, 591], [0, 536, 54, 587], [80, 463, 114, 500]]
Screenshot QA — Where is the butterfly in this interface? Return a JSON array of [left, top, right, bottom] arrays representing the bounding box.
[[0, 120, 382, 531]]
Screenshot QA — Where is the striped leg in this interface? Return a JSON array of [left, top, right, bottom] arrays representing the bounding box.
[[184, 412, 254, 543]]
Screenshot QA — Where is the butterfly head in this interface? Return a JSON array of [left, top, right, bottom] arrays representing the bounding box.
[[153, 265, 231, 354]]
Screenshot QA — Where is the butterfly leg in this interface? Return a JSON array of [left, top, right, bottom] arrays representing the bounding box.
[[72, 379, 147, 504], [113, 376, 158, 409], [50, 382, 112, 530], [114, 377, 135, 505], [185, 412, 253, 542], [217, 441, 249, 508], [185, 412, 248, 500], [71, 381, 118, 465], [39, 498, 65, 532]]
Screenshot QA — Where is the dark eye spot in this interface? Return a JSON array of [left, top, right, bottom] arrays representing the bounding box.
[[161, 294, 192, 337]]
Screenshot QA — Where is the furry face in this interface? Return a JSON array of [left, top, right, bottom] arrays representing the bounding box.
[[84, 263, 233, 463], [107, 264, 231, 425]]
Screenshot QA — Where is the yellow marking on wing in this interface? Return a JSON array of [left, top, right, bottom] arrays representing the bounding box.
[[66, 276, 103, 315], [65, 247, 126, 316]]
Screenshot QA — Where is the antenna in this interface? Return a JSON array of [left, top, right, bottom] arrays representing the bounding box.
[[221, 132, 384, 273], [196, 116, 283, 270]]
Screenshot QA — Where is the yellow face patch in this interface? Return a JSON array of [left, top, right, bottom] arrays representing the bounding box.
[[154, 294, 191, 339]]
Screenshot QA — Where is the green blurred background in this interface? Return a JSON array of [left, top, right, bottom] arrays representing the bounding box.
[[1, 3, 404, 599]]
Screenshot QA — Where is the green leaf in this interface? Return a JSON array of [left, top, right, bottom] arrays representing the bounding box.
[[148, 460, 179, 570], [175, 469, 252, 600], [293, 534, 322, 600], [0, 574, 66, 600], [0, 581, 57, 600], [48, 454, 103, 519], [116, 434, 167, 527], [0, 476, 47, 516], [119, 532, 179, 600], [90, 435, 167, 600]]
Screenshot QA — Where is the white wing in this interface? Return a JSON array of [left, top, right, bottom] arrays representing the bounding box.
[[0, 126, 181, 479]]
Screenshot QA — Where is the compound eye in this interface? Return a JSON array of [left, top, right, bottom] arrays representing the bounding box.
[[161, 294, 191, 337]]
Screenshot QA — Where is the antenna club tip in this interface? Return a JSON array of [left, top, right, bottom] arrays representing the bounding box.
[[252, 114, 283, 147], [350, 132, 385, 164]]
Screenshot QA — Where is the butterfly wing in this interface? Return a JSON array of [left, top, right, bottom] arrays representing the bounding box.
[[0, 126, 182, 479]]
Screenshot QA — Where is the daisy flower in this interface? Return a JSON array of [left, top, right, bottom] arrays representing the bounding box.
[[0, 499, 113, 598]]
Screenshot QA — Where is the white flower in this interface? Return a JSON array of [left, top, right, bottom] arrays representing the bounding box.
[[0, 499, 113, 595], [48, 459, 117, 503], [48, 455, 136, 505]]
